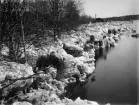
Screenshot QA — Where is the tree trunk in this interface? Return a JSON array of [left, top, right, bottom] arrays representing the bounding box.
[[9, 35, 15, 60], [53, 0, 59, 41], [21, 21, 27, 64], [36, 3, 39, 39]]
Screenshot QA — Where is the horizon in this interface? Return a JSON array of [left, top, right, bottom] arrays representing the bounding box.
[[95, 14, 139, 19], [82, 0, 139, 18]]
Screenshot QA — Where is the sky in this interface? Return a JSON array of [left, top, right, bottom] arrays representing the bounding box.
[[82, 0, 139, 18]]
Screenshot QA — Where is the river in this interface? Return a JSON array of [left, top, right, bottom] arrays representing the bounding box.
[[71, 35, 139, 105]]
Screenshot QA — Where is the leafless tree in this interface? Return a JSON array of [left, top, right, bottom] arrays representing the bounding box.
[[0, 0, 28, 62]]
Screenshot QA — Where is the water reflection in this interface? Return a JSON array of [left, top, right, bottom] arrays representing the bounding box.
[[95, 47, 112, 65], [66, 46, 113, 100], [87, 36, 138, 105], [69, 36, 138, 105], [65, 80, 88, 100], [91, 75, 96, 82]]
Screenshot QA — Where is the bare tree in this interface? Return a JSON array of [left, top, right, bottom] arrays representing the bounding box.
[[0, 0, 29, 62], [26, 0, 81, 41], [0, 0, 82, 62]]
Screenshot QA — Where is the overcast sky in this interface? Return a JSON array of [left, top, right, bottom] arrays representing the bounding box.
[[82, 0, 139, 18]]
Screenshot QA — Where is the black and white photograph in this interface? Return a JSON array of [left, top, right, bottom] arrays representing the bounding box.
[[0, 0, 139, 105]]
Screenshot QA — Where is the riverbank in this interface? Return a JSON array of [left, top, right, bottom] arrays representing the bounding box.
[[0, 20, 138, 105], [70, 35, 139, 104]]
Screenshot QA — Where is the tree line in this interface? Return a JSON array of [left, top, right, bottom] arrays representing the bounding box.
[[0, 0, 85, 62], [92, 15, 139, 22]]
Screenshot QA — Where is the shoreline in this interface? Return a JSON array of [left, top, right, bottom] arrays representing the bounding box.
[[0, 20, 138, 105]]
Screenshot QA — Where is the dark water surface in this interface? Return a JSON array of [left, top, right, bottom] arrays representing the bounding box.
[[71, 36, 139, 105]]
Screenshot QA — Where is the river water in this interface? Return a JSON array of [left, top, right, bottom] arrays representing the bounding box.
[[71, 35, 139, 105]]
